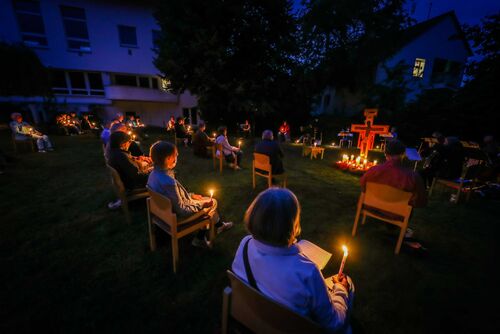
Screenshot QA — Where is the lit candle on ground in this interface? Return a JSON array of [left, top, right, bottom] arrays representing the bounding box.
[[338, 245, 349, 276], [355, 156, 361, 165], [209, 189, 214, 199], [374, 160, 378, 165], [351, 155, 354, 161], [363, 159, 367, 166]]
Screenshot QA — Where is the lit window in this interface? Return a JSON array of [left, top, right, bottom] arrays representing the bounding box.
[[13, 0, 48, 47], [118, 25, 137, 47], [412, 58, 426, 78], [60, 5, 91, 52]]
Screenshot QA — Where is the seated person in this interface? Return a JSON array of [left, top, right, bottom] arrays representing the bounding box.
[[278, 121, 291, 142], [135, 117, 145, 127], [127, 115, 138, 128], [81, 114, 98, 131], [440, 137, 465, 180], [107, 132, 149, 191], [175, 117, 191, 145], [254, 130, 284, 175], [192, 122, 214, 158], [166, 116, 175, 132], [215, 126, 243, 170], [240, 120, 251, 138], [10, 113, 53, 153], [232, 188, 354, 333], [147, 141, 233, 248], [419, 133, 446, 188], [361, 140, 427, 250], [69, 112, 82, 133], [108, 123, 144, 157]]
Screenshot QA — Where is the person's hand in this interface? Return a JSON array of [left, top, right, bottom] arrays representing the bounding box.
[[202, 200, 213, 208], [191, 194, 203, 200], [332, 274, 349, 291]]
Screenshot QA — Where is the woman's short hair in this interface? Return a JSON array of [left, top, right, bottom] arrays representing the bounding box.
[[109, 131, 130, 149], [150, 141, 176, 167], [244, 188, 301, 247], [218, 126, 227, 136]]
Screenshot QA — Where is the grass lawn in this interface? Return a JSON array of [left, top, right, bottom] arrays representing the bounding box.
[[0, 129, 498, 333]]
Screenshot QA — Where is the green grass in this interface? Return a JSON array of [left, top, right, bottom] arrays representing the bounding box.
[[0, 130, 498, 333]]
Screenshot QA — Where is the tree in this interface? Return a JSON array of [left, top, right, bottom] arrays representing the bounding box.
[[0, 42, 50, 97], [154, 0, 301, 127], [300, 0, 412, 94]]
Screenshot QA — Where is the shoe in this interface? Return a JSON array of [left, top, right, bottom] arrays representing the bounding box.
[[404, 228, 414, 239], [191, 236, 212, 249], [217, 221, 234, 234], [38, 150, 46, 153], [107, 199, 122, 210]]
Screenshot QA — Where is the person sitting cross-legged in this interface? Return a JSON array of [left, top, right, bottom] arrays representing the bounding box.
[[232, 188, 354, 333], [255, 130, 284, 179], [147, 141, 233, 248], [107, 132, 149, 192], [215, 126, 243, 170], [10, 113, 53, 153], [360, 139, 427, 251]]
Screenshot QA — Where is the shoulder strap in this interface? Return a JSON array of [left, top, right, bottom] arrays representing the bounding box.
[[243, 238, 259, 292]]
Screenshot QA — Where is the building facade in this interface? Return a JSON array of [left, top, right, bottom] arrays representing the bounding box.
[[313, 11, 473, 116], [0, 0, 199, 126]]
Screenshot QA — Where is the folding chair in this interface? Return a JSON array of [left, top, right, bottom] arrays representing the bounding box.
[[222, 270, 324, 334], [106, 164, 148, 224], [352, 182, 413, 254], [252, 153, 287, 189], [12, 133, 35, 154], [146, 187, 215, 273]]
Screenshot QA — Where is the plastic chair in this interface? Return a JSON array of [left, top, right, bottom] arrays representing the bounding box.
[[146, 187, 215, 273], [352, 182, 413, 254], [252, 153, 286, 189], [106, 164, 148, 224]]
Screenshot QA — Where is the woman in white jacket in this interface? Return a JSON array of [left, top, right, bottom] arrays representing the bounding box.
[[215, 126, 243, 170]]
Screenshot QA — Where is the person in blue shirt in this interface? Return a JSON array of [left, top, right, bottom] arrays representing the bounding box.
[[232, 188, 354, 333], [147, 141, 233, 248]]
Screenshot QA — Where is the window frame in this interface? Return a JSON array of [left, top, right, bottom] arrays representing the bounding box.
[[60, 5, 91, 53], [412, 58, 426, 78], [13, 0, 48, 48], [118, 25, 138, 48]]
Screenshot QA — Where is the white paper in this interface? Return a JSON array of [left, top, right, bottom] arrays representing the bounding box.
[[405, 148, 422, 161], [297, 239, 332, 270]]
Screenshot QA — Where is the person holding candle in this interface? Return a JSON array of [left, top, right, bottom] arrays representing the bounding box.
[[215, 126, 243, 170], [232, 188, 354, 333], [148, 141, 233, 248], [175, 117, 191, 146], [10, 113, 54, 153], [192, 122, 214, 158]]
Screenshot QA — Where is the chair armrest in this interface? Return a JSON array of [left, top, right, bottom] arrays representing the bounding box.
[[178, 209, 210, 225]]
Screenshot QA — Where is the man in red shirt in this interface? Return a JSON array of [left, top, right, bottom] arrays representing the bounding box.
[[360, 139, 427, 251]]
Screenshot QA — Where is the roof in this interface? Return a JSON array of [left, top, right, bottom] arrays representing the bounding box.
[[398, 11, 473, 56]]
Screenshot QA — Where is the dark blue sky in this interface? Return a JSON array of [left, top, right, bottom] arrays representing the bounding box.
[[409, 0, 500, 26]]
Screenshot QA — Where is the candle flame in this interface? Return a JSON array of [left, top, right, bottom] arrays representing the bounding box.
[[209, 189, 214, 197], [342, 245, 348, 255]]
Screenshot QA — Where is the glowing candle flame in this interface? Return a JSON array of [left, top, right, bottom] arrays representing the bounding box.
[[338, 245, 349, 276], [209, 189, 214, 199]]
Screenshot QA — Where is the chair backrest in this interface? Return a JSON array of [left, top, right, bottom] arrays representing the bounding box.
[[363, 182, 413, 218], [106, 164, 126, 199], [227, 271, 323, 334], [253, 153, 271, 172], [146, 186, 177, 227]]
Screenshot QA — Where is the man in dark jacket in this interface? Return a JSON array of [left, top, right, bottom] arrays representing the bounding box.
[[192, 122, 214, 158], [255, 130, 284, 175], [108, 132, 149, 191]]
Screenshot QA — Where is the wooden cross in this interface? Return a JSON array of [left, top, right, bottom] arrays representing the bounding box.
[[351, 109, 389, 157]]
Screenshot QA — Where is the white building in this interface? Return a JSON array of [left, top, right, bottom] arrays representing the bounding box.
[[0, 0, 199, 126], [314, 11, 473, 116]]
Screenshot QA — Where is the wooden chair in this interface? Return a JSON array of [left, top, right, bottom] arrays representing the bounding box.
[[428, 160, 483, 203], [106, 164, 148, 224], [222, 270, 324, 334], [352, 182, 413, 254], [252, 153, 286, 189], [12, 133, 35, 154], [212, 143, 237, 173], [146, 187, 215, 273]]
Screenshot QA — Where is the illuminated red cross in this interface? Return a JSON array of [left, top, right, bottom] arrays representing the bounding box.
[[351, 109, 389, 157]]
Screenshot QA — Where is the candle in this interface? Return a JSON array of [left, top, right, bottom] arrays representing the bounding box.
[[209, 189, 214, 199], [350, 155, 354, 161], [314, 142, 317, 147], [331, 142, 335, 146], [363, 159, 367, 166], [132, 134, 136, 140], [355, 156, 361, 165], [338, 245, 348, 276], [238, 140, 242, 148], [374, 160, 378, 165], [212, 132, 216, 138], [296, 139, 300, 143], [127, 131, 132, 135]]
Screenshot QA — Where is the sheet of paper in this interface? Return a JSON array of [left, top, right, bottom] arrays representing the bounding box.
[[405, 148, 422, 161], [297, 239, 332, 270]]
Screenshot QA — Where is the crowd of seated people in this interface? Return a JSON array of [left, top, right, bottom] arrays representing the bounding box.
[[10, 112, 53, 153], [56, 113, 82, 135]]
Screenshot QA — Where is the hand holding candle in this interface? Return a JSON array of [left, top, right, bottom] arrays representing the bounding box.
[[338, 245, 348, 277]]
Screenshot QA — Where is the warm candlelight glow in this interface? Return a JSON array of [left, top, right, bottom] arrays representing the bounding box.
[[238, 140, 242, 148], [209, 189, 214, 199], [212, 132, 216, 137], [374, 160, 378, 165], [338, 245, 349, 276], [331, 142, 335, 146], [127, 131, 132, 135]]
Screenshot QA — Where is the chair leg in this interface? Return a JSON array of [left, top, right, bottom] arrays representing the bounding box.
[[219, 157, 223, 173], [395, 223, 407, 255], [171, 236, 179, 273], [147, 203, 157, 251], [282, 175, 287, 188], [268, 173, 272, 188], [222, 287, 232, 334], [361, 214, 367, 225], [352, 198, 363, 236], [252, 164, 256, 189]]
